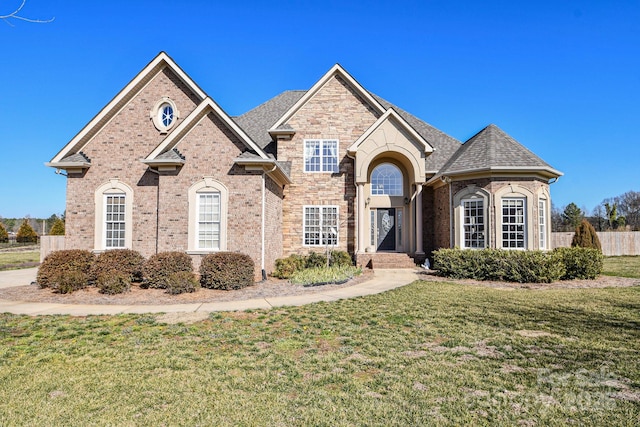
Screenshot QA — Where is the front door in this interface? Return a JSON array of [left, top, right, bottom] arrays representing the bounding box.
[[376, 208, 396, 251]]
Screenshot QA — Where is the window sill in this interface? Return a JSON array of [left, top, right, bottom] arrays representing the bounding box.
[[186, 250, 221, 255]]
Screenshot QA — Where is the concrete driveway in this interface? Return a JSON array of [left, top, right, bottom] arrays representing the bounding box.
[[0, 267, 37, 289]]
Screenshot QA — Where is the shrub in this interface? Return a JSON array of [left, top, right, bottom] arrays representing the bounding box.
[[572, 219, 602, 252], [329, 250, 353, 267], [200, 252, 255, 290], [0, 223, 8, 243], [432, 248, 565, 283], [97, 270, 131, 294], [554, 247, 603, 280], [49, 218, 65, 235], [53, 270, 90, 294], [306, 252, 327, 269], [166, 271, 200, 295], [272, 254, 306, 279], [90, 249, 145, 284], [16, 219, 38, 243], [37, 249, 95, 289], [143, 251, 193, 289]]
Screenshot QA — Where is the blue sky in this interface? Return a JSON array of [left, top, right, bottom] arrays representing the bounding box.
[[1, 0, 639, 218]]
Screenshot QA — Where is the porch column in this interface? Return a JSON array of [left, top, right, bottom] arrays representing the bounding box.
[[415, 183, 424, 254], [357, 182, 366, 253]]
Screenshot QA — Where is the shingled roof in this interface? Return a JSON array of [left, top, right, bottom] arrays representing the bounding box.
[[233, 90, 306, 153], [436, 124, 562, 178], [233, 89, 462, 172], [371, 95, 461, 172]]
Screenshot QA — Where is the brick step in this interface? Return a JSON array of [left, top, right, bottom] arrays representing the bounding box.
[[356, 253, 418, 269]]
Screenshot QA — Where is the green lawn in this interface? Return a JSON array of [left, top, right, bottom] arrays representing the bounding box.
[[603, 256, 640, 278], [0, 281, 638, 426], [0, 251, 39, 271]]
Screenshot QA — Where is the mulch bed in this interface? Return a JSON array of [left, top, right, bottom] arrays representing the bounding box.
[[0, 269, 637, 306], [0, 270, 374, 305]]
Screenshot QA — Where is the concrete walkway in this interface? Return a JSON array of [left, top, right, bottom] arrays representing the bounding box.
[[0, 268, 420, 316]]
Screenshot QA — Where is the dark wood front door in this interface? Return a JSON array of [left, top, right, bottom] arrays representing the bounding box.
[[376, 208, 396, 251]]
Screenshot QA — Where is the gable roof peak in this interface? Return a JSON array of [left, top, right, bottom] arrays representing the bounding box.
[[269, 63, 386, 131], [49, 52, 207, 165]]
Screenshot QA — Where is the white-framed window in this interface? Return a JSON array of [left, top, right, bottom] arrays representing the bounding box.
[[197, 192, 221, 250], [371, 163, 403, 196], [151, 97, 179, 132], [539, 199, 547, 250], [95, 179, 134, 251], [188, 178, 228, 253], [104, 193, 126, 248], [502, 198, 526, 249], [303, 206, 338, 246], [462, 199, 485, 249], [304, 139, 339, 173]]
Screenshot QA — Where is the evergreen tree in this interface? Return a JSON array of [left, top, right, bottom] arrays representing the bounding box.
[[562, 203, 584, 229], [16, 219, 38, 243], [49, 218, 65, 235], [571, 219, 602, 252], [0, 223, 8, 243]]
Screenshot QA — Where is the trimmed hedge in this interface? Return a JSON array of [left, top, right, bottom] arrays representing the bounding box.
[[37, 249, 95, 290], [166, 271, 200, 295], [554, 247, 603, 280], [200, 252, 254, 290], [97, 269, 131, 294], [273, 254, 306, 279], [433, 247, 603, 283], [329, 250, 353, 268], [90, 249, 145, 284], [143, 251, 193, 289]]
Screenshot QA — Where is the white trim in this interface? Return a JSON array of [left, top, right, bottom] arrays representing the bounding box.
[[150, 97, 180, 133], [302, 205, 339, 247], [539, 198, 548, 250], [348, 109, 433, 154], [187, 178, 228, 252], [500, 197, 528, 250], [94, 179, 134, 251], [453, 187, 490, 249], [50, 52, 206, 164], [145, 97, 270, 161], [270, 64, 386, 132], [303, 139, 339, 173]]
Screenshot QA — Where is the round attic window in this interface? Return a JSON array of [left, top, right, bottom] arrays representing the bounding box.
[[151, 97, 179, 132], [160, 104, 174, 127]]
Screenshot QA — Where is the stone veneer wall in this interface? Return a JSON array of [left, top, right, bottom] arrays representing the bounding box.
[[278, 75, 380, 255], [65, 68, 201, 256]]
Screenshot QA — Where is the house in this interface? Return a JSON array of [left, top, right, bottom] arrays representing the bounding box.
[[47, 52, 562, 280]]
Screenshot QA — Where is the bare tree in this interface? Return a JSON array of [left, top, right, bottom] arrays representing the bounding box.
[[1, 0, 54, 25]]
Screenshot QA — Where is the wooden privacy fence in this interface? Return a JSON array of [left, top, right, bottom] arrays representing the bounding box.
[[552, 231, 640, 256], [40, 236, 65, 262]]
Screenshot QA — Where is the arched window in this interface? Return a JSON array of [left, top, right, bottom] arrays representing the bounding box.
[[371, 163, 403, 196], [187, 177, 228, 252], [94, 179, 134, 250]]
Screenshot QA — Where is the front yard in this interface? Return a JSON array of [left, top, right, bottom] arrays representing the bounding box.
[[0, 280, 638, 425]]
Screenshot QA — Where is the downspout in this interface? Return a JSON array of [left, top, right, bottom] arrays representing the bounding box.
[[261, 164, 277, 281]]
